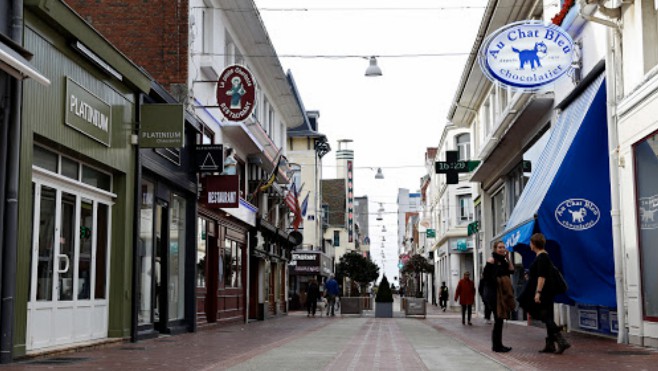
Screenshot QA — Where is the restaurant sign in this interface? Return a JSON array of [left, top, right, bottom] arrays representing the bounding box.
[[216, 65, 256, 122], [202, 175, 239, 209]]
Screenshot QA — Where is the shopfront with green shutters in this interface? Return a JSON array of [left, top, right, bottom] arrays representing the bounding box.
[[14, 0, 152, 356]]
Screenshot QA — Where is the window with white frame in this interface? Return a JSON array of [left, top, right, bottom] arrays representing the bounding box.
[[455, 133, 471, 161], [491, 188, 506, 237], [457, 194, 474, 224]]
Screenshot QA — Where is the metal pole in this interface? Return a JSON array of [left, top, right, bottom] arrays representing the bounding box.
[[130, 94, 144, 342]]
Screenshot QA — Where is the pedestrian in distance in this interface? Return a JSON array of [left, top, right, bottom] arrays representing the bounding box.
[[439, 282, 449, 312], [519, 233, 571, 354], [454, 272, 476, 325], [482, 240, 516, 353], [324, 274, 340, 316], [478, 274, 492, 324], [306, 278, 320, 317]]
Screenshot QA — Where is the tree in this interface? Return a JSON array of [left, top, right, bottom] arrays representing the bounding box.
[[336, 251, 380, 296], [375, 275, 393, 303], [401, 254, 433, 298]]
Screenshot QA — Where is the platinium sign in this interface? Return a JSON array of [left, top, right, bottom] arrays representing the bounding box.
[[65, 78, 112, 146], [216, 65, 256, 122], [478, 21, 574, 90]]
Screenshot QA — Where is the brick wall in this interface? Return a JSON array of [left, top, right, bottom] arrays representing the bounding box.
[[67, 0, 189, 98]]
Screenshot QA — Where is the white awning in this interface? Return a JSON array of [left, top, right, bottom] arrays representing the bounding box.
[[0, 41, 50, 86]]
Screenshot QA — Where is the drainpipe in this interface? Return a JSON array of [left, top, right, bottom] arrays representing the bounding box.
[[130, 94, 144, 342], [578, 0, 627, 344], [0, 0, 24, 363]]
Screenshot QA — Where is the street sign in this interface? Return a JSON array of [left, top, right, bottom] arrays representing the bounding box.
[[435, 151, 481, 184], [467, 221, 479, 236], [426, 229, 436, 238]]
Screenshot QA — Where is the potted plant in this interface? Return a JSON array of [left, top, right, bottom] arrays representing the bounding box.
[[375, 275, 394, 318], [336, 251, 379, 314]]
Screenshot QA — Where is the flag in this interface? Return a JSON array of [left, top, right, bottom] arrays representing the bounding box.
[[247, 149, 282, 202], [284, 181, 303, 231], [300, 191, 310, 217]]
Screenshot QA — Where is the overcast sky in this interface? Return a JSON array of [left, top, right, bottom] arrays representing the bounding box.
[[254, 0, 487, 283]]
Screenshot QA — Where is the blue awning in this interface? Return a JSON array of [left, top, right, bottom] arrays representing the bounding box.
[[498, 73, 616, 308]]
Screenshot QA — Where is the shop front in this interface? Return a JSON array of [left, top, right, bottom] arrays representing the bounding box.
[[16, 0, 152, 356], [288, 251, 333, 310], [196, 175, 256, 326]]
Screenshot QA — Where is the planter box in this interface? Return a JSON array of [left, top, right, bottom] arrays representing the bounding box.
[[375, 301, 393, 318], [361, 296, 373, 310], [340, 297, 362, 315], [405, 298, 426, 318]]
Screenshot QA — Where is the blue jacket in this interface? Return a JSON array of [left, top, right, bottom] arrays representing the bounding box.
[[325, 278, 339, 296]]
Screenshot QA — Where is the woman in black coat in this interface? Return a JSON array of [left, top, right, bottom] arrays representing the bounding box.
[[525, 233, 571, 354], [482, 240, 515, 352], [306, 278, 320, 317]]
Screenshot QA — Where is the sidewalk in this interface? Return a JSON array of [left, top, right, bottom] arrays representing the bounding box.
[[423, 299, 658, 370], [2, 297, 657, 370]]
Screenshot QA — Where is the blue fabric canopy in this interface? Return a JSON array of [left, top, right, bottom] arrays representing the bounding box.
[[498, 74, 616, 308]]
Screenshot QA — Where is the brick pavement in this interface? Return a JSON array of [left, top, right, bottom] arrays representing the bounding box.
[[2, 298, 658, 370]]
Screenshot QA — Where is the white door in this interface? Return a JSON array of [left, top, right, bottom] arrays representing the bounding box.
[[27, 173, 112, 351]]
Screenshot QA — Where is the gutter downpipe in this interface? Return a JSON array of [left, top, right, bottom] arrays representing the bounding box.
[[578, 0, 628, 344], [0, 0, 23, 362], [130, 94, 144, 342]]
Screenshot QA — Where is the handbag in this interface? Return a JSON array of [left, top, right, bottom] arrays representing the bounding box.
[[549, 263, 568, 295]]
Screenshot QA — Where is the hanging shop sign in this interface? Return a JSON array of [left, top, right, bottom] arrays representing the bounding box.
[[216, 65, 256, 122], [65, 77, 112, 146], [141, 103, 185, 148], [478, 21, 574, 90], [202, 175, 239, 209], [195, 144, 223, 173]]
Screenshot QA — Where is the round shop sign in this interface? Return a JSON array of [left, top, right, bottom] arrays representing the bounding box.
[[554, 198, 601, 231], [216, 65, 256, 122], [478, 21, 574, 90]]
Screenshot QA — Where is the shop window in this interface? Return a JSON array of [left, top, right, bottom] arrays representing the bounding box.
[[61, 156, 79, 180], [197, 218, 207, 288], [138, 180, 155, 324], [169, 193, 186, 320], [634, 132, 658, 319], [33, 146, 58, 173], [333, 231, 340, 246], [95, 203, 108, 299], [223, 239, 242, 288], [82, 165, 111, 192]]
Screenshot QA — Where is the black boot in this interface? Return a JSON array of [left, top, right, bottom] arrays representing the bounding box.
[[538, 337, 556, 353], [554, 332, 571, 354]]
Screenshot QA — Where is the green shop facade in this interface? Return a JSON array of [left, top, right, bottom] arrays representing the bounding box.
[[12, 0, 198, 357]]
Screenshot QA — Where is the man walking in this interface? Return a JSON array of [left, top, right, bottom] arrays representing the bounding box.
[[324, 274, 340, 316], [439, 282, 449, 311], [455, 272, 476, 325]]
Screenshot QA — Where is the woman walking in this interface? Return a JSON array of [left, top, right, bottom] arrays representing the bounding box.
[[524, 233, 571, 354], [306, 278, 320, 317], [482, 241, 516, 352]]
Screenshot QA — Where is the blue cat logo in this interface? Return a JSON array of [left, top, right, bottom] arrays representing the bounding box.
[[554, 198, 600, 231], [512, 41, 548, 70]]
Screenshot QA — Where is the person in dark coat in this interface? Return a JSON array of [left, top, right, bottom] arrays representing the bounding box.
[[482, 241, 515, 353], [306, 278, 320, 317], [439, 282, 449, 312], [524, 233, 571, 354], [454, 272, 476, 325]]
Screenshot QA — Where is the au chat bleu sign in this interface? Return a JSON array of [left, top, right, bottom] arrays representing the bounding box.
[[478, 21, 574, 90]]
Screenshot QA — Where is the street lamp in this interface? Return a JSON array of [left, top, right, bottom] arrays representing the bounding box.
[[365, 56, 382, 77]]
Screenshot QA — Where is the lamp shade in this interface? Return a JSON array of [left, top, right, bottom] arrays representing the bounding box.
[[365, 56, 382, 77]]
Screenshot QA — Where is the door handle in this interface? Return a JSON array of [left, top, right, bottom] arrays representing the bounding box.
[[57, 254, 70, 274]]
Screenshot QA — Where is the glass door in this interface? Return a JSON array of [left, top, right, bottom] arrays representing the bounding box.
[[28, 178, 112, 350]]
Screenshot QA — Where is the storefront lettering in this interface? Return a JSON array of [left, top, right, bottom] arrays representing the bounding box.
[[69, 94, 109, 132], [207, 191, 237, 204]]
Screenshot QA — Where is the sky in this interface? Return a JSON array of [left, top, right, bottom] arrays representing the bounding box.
[[253, 0, 487, 284]]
